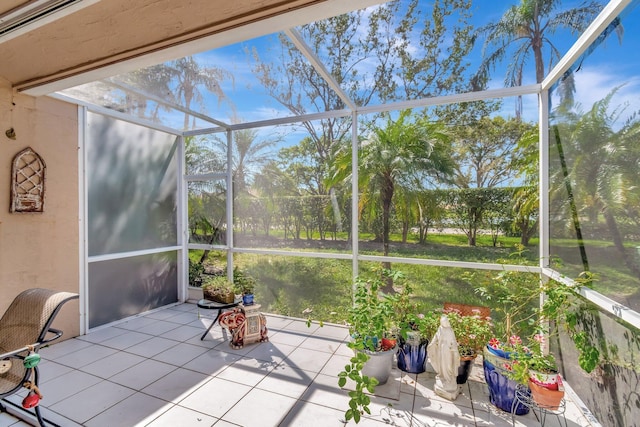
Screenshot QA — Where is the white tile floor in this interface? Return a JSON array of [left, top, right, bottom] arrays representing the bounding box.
[[0, 302, 597, 427]]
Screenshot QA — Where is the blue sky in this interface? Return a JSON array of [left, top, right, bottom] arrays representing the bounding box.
[[95, 0, 640, 140]]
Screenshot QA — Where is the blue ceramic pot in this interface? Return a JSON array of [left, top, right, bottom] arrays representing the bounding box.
[[397, 342, 428, 374], [485, 344, 512, 359], [242, 294, 254, 305], [483, 359, 530, 415], [457, 357, 475, 384]]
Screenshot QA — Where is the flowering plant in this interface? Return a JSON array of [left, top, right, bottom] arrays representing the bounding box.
[[397, 311, 440, 345], [488, 334, 558, 385], [445, 308, 493, 358]]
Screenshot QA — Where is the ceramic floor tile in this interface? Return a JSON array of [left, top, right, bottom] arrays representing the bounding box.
[[100, 330, 153, 350], [279, 400, 346, 426], [333, 341, 356, 357], [115, 316, 158, 331], [0, 304, 600, 427], [36, 360, 75, 384], [475, 406, 538, 427], [320, 354, 351, 377], [136, 320, 181, 336], [165, 312, 199, 325], [182, 348, 242, 376], [399, 372, 418, 396], [222, 388, 297, 427], [125, 336, 179, 357], [213, 420, 242, 427], [144, 404, 218, 426], [257, 364, 316, 399], [280, 347, 333, 373], [169, 304, 198, 313], [38, 369, 103, 405], [414, 371, 475, 410], [312, 323, 350, 341], [52, 342, 117, 369], [160, 324, 204, 342], [243, 340, 296, 364], [262, 315, 293, 331], [178, 377, 251, 418], [184, 331, 228, 349], [142, 367, 211, 403], [300, 372, 352, 410], [79, 350, 146, 378], [76, 327, 128, 344], [151, 342, 209, 366], [411, 394, 478, 427], [299, 334, 345, 354], [49, 380, 135, 424], [24, 405, 83, 427], [267, 330, 309, 347], [286, 319, 320, 335], [37, 338, 94, 361], [83, 392, 172, 427], [144, 309, 185, 321], [216, 356, 278, 387], [109, 359, 177, 389]]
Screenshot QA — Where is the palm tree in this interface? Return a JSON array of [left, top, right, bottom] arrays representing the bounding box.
[[473, 0, 602, 116], [329, 110, 453, 292], [171, 56, 232, 129], [560, 89, 640, 278]]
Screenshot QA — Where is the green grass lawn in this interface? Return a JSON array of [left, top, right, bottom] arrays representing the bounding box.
[[189, 230, 640, 335]]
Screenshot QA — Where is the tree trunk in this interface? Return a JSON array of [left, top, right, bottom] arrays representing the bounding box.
[[603, 209, 640, 279]]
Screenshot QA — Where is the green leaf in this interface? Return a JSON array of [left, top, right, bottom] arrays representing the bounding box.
[[345, 409, 354, 421], [338, 377, 347, 387]]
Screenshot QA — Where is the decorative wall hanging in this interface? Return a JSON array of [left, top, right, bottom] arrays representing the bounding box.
[[10, 147, 46, 213]]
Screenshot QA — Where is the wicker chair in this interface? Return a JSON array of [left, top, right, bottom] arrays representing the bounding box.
[[0, 288, 78, 426]]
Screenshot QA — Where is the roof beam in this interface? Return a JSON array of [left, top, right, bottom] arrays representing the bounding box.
[[284, 27, 356, 111]]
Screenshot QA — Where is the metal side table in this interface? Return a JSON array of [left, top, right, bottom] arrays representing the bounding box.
[[197, 297, 241, 341], [511, 385, 568, 427]]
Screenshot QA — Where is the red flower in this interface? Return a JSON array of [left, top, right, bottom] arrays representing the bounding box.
[[489, 337, 501, 349], [508, 335, 522, 345]]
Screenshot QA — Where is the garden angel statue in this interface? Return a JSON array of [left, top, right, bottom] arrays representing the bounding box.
[[427, 315, 461, 400]]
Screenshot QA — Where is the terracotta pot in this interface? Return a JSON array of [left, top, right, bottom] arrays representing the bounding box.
[[529, 379, 564, 410], [381, 337, 397, 351], [529, 369, 559, 390]]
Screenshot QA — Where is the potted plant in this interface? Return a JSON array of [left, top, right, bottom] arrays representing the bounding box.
[[202, 275, 235, 303], [444, 308, 493, 384], [393, 280, 439, 374], [337, 268, 400, 424], [483, 334, 531, 415], [396, 310, 439, 374], [232, 267, 256, 305]]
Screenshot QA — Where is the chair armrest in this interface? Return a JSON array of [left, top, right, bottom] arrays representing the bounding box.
[[41, 327, 64, 346], [0, 328, 64, 360]]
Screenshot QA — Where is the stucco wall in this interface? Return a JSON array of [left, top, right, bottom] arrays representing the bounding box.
[[0, 78, 80, 338]]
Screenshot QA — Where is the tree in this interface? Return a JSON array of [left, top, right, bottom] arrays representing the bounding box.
[[171, 56, 232, 129], [451, 116, 535, 189], [511, 129, 540, 246], [250, 0, 474, 185], [473, 0, 602, 117], [557, 89, 640, 278], [329, 110, 453, 292], [213, 127, 279, 197]]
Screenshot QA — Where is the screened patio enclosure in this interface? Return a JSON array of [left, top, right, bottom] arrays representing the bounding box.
[[57, 0, 640, 425]]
